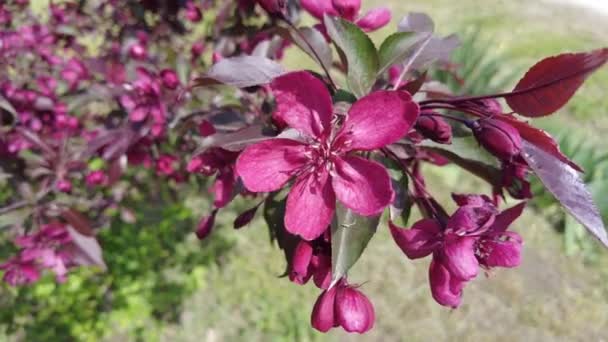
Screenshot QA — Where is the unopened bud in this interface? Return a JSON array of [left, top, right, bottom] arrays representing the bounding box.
[[415, 113, 452, 144], [472, 119, 522, 160]]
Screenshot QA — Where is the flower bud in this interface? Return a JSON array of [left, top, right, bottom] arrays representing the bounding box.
[[160, 69, 180, 90], [332, 0, 361, 21], [355, 7, 391, 32], [85, 170, 107, 187], [256, 0, 286, 15], [335, 284, 375, 333], [55, 179, 72, 193], [184, 2, 202, 22], [290, 240, 313, 285], [415, 113, 452, 144], [196, 210, 218, 240], [472, 119, 522, 160], [233, 205, 259, 229], [129, 43, 147, 60], [198, 120, 216, 137]]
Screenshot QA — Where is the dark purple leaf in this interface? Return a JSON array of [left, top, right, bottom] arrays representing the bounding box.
[[195, 124, 276, 154], [61, 209, 94, 237], [197, 56, 285, 88], [67, 227, 107, 270], [521, 141, 608, 247], [506, 48, 608, 117]]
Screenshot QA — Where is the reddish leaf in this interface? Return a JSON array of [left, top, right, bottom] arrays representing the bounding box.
[[506, 48, 608, 117], [495, 115, 582, 172], [67, 227, 107, 270], [61, 209, 94, 236], [521, 141, 608, 248]]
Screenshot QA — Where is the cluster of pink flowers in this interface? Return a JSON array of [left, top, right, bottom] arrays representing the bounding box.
[[0, 224, 73, 286]]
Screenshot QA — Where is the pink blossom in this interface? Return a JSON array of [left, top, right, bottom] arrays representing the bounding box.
[[86, 170, 107, 187], [120, 68, 166, 129], [289, 236, 331, 289], [301, 0, 391, 33], [189, 148, 239, 208], [390, 195, 525, 307], [311, 280, 375, 333], [237, 71, 419, 240], [1, 223, 74, 286], [156, 154, 178, 176]]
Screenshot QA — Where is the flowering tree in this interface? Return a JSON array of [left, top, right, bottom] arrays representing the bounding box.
[[1, 0, 607, 334]]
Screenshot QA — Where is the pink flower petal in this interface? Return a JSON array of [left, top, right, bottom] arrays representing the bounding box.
[[429, 259, 465, 308], [211, 170, 235, 208], [311, 286, 338, 332], [285, 169, 335, 241], [479, 231, 523, 268], [332, 0, 361, 21], [335, 91, 419, 151], [355, 7, 391, 32], [301, 0, 337, 19], [332, 156, 394, 216], [335, 285, 375, 333], [441, 235, 479, 281], [236, 138, 309, 192], [390, 219, 442, 259], [290, 240, 314, 285], [271, 71, 333, 140], [490, 202, 526, 233]]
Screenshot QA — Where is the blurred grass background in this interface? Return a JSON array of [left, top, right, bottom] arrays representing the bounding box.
[[2, 0, 608, 341]]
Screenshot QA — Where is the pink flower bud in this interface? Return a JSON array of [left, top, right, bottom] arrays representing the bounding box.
[[129, 43, 147, 60], [355, 7, 391, 32], [86, 170, 107, 187], [415, 113, 452, 144], [191, 42, 206, 61], [196, 210, 217, 240], [160, 69, 180, 90], [472, 119, 522, 160], [290, 240, 314, 285], [55, 179, 72, 193], [184, 2, 202, 22], [233, 205, 259, 229], [198, 120, 216, 137], [301, 0, 337, 19], [331, 0, 360, 21], [256, 0, 286, 15]]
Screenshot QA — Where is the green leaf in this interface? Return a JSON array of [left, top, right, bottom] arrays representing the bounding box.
[[378, 32, 421, 75], [324, 15, 379, 98], [332, 89, 358, 104], [0, 93, 18, 125], [390, 175, 413, 226], [263, 192, 300, 275], [330, 204, 380, 287]]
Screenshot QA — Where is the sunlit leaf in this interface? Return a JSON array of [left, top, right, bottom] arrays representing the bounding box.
[[195, 56, 286, 88], [324, 15, 379, 98], [330, 204, 380, 287], [506, 48, 608, 117]]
